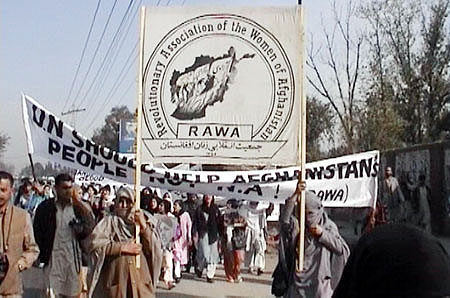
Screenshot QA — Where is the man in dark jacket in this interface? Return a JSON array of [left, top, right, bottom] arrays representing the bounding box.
[[33, 173, 95, 298], [184, 193, 199, 273]]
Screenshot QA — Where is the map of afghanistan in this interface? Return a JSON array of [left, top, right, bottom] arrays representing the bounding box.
[[169, 46, 255, 120]]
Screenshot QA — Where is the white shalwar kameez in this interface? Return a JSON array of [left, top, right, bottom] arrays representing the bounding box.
[[45, 204, 82, 298], [242, 205, 266, 272]]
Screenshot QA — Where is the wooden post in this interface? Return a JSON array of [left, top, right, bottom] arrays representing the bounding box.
[[134, 6, 146, 269], [27, 154, 37, 182], [296, 6, 306, 273]]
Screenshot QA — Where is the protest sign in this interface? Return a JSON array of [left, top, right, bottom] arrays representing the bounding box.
[[139, 6, 303, 166], [23, 93, 378, 207], [119, 120, 136, 153]]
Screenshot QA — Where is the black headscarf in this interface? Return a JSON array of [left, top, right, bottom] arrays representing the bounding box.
[[193, 196, 219, 244], [333, 223, 450, 298]]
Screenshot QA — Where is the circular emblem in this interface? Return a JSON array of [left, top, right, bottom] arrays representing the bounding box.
[[143, 14, 295, 142]]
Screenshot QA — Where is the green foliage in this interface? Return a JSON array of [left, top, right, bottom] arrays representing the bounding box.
[[19, 161, 71, 179], [309, 0, 450, 157], [92, 106, 134, 150], [306, 96, 334, 161], [361, 0, 450, 146], [0, 132, 9, 157]]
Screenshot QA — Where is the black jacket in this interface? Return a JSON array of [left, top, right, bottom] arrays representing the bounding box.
[[33, 198, 95, 265], [192, 204, 220, 245]]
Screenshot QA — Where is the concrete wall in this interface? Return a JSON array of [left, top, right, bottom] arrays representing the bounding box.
[[382, 142, 450, 235]]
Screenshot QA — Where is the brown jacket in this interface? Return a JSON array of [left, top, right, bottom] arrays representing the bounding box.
[[88, 215, 162, 298], [0, 205, 39, 295]]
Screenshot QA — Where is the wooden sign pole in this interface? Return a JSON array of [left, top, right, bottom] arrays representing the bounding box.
[[296, 6, 306, 273], [134, 6, 146, 269]]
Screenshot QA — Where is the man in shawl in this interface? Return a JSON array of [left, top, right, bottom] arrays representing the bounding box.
[[332, 224, 450, 298], [85, 187, 162, 298], [273, 191, 349, 298]]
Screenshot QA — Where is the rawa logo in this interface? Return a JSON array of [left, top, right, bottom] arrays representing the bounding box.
[[142, 13, 296, 160], [170, 47, 254, 121]]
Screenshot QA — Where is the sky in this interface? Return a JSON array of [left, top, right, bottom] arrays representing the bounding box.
[[0, 0, 330, 173]]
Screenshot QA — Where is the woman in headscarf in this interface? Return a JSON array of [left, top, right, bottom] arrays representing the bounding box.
[[84, 187, 162, 298], [220, 199, 246, 283], [146, 192, 160, 215], [163, 191, 174, 213], [332, 223, 450, 298], [155, 199, 177, 290], [273, 191, 349, 298], [172, 199, 192, 283], [192, 194, 220, 283], [140, 187, 153, 211]]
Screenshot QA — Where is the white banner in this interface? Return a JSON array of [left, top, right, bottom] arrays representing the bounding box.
[[140, 6, 303, 166], [22, 94, 378, 207]]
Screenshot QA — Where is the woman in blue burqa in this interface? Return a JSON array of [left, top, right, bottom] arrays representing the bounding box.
[[272, 191, 349, 298]]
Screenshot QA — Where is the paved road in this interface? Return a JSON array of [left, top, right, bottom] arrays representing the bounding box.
[[21, 253, 277, 298], [156, 254, 277, 298], [21, 233, 450, 298]]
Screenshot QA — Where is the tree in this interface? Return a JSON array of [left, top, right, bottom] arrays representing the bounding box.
[[361, 0, 450, 145], [92, 106, 134, 150], [306, 96, 334, 161], [19, 162, 44, 178], [0, 132, 13, 173], [356, 2, 406, 151], [0, 132, 9, 158], [307, 0, 365, 154]]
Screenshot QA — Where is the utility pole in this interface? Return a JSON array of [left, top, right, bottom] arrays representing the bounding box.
[[61, 105, 86, 129]]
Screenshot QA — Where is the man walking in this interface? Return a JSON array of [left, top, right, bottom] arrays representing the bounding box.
[[0, 171, 39, 297], [380, 166, 405, 223], [34, 173, 95, 298]]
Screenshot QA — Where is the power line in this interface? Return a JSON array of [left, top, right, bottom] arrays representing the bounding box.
[[85, 2, 140, 117], [70, 0, 119, 109], [75, 0, 135, 111], [82, 52, 137, 132], [62, 0, 102, 113], [77, 0, 139, 111], [83, 39, 138, 123], [82, 42, 138, 132], [82, 0, 165, 134], [117, 76, 137, 105]]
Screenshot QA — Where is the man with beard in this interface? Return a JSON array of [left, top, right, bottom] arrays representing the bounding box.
[[34, 173, 95, 298], [85, 187, 162, 298], [0, 171, 39, 297]]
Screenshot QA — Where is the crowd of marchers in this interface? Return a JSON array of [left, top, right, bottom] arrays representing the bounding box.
[[0, 169, 449, 298]]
